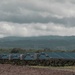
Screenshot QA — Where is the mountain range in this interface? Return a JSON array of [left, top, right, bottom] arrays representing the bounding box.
[[0, 36, 75, 50]]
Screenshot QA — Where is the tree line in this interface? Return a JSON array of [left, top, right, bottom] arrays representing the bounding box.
[[0, 48, 75, 54]]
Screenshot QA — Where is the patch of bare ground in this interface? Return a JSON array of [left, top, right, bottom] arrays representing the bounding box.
[[0, 64, 75, 75]]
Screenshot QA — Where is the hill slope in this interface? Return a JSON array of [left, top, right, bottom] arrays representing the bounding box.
[[0, 36, 75, 50]]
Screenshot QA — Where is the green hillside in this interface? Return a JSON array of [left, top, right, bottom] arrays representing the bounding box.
[[0, 36, 75, 50]]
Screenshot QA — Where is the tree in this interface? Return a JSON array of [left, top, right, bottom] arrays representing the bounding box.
[[11, 48, 19, 53]]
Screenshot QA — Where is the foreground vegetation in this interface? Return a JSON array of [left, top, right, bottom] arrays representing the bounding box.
[[0, 58, 75, 67]]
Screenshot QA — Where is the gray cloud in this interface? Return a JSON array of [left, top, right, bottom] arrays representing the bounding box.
[[0, 22, 75, 37], [0, 0, 75, 26], [0, 0, 75, 37]]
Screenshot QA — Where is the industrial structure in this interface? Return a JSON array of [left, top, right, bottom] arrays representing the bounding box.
[[0, 52, 75, 66]]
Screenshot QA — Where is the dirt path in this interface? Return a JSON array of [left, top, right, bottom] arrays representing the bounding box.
[[0, 64, 75, 75]]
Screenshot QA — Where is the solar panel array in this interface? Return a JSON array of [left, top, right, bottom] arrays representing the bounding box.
[[0, 52, 75, 60]]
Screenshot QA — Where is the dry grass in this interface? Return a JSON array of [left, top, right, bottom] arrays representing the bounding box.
[[0, 64, 75, 75], [31, 66, 75, 72]]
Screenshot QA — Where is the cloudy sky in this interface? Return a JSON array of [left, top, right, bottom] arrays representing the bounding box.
[[0, 0, 75, 38]]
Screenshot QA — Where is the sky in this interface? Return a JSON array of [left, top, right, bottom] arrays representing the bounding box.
[[0, 0, 75, 38]]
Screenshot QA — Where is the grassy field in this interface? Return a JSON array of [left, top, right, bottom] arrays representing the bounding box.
[[31, 66, 75, 72]]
